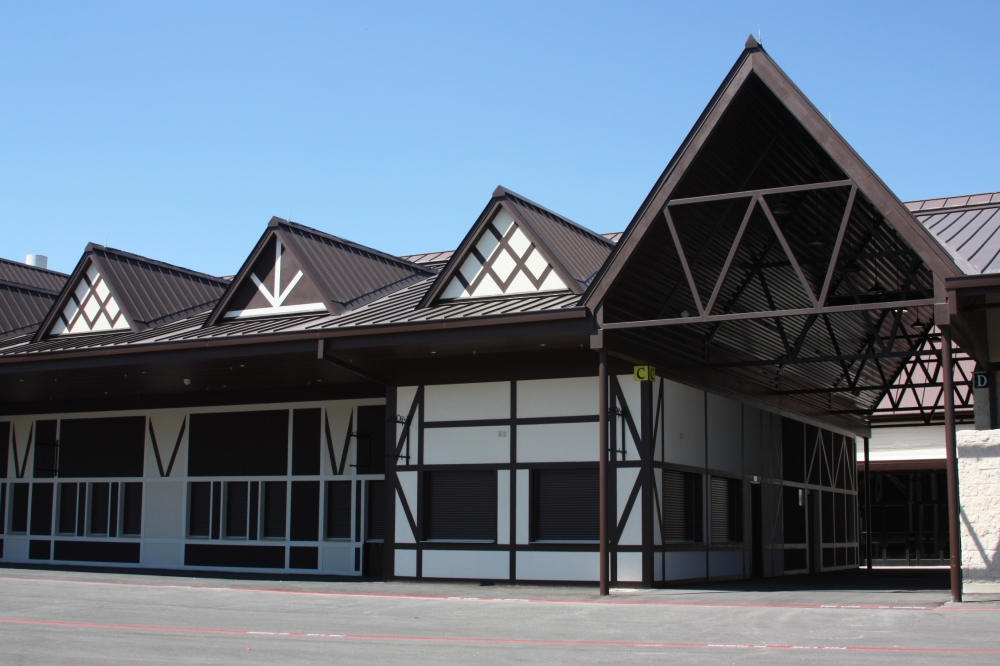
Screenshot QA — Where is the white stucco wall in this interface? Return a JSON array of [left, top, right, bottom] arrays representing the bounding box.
[[958, 430, 1000, 592]]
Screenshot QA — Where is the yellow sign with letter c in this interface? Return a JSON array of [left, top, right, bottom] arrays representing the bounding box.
[[633, 365, 656, 382]]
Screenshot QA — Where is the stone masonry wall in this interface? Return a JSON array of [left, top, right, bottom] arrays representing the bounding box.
[[958, 430, 1000, 590]]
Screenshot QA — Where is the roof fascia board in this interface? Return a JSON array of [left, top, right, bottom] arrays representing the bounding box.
[[748, 52, 962, 281], [501, 199, 584, 294], [203, 226, 279, 327], [0, 306, 589, 367], [582, 54, 757, 310]]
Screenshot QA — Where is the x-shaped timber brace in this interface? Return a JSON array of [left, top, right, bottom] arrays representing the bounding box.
[[601, 180, 966, 405]]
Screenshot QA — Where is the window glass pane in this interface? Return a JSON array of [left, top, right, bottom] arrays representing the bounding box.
[[90, 483, 110, 535], [290, 481, 319, 541], [11, 484, 29, 533], [58, 483, 77, 534], [188, 482, 211, 537], [225, 482, 248, 538], [263, 481, 287, 538], [122, 483, 143, 536]]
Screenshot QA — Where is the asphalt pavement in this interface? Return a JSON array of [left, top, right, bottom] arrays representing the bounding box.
[[0, 565, 997, 664]]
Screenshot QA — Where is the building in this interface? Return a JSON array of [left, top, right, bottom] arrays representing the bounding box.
[[0, 37, 992, 595]]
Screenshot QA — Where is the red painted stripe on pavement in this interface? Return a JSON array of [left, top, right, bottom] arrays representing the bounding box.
[[0, 617, 997, 654], [0, 574, 995, 612]]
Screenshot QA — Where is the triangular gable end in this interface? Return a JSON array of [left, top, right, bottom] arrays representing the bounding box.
[[50, 262, 131, 335], [586, 39, 962, 313], [222, 235, 327, 319], [439, 206, 569, 300]]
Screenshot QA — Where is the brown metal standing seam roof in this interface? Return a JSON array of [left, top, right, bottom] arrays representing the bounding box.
[[908, 191, 1000, 275], [0, 258, 68, 340]]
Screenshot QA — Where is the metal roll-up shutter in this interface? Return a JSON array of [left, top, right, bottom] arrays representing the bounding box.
[[530, 469, 598, 541], [423, 471, 496, 541], [326, 481, 352, 539], [662, 470, 687, 541], [710, 477, 730, 544]]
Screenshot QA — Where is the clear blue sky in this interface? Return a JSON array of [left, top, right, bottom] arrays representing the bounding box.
[[2, 1, 997, 276]]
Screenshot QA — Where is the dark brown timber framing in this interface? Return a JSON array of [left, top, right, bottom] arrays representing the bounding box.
[[941, 326, 962, 602], [598, 348, 609, 595]]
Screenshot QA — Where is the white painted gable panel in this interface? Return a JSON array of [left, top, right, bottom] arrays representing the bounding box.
[[440, 208, 568, 300], [51, 264, 131, 335]]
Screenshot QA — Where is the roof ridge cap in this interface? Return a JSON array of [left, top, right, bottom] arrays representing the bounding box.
[[0, 257, 69, 278], [277, 218, 434, 274], [90, 245, 229, 285], [496, 187, 614, 246]]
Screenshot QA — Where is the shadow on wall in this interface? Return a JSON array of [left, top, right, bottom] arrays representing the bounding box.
[[958, 431, 1000, 589]]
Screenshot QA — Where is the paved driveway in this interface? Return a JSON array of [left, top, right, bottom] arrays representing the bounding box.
[[0, 567, 997, 664]]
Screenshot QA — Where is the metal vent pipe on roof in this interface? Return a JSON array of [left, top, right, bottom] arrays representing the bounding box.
[[25, 254, 48, 269]]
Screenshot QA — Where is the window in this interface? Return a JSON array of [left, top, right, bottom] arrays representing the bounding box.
[[188, 411, 288, 477], [662, 470, 702, 542], [326, 481, 352, 539], [10, 483, 29, 533], [30, 483, 53, 536], [290, 481, 319, 542], [225, 482, 249, 538], [122, 483, 143, 536], [58, 483, 78, 534], [710, 477, 743, 543], [262, 481, 287, 538], [90, 483, 111, 535], [530, 469, 599, 542], [422, 471, 496, 541], [189, 482, 211, 537]]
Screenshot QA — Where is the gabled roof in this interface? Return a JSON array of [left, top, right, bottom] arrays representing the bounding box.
[[205, 217, 434, 326], [907, 191, 1000, 275], [0, 258, 68, 340], [585, 37, 962, 310], [419, 187, 614, 306], [33, 245, 229, 341]]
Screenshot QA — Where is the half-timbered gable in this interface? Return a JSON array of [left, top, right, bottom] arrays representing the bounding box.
[[35, 245, 229, 340], [422, 188, 613, 305], [207, 217, 434, 323]]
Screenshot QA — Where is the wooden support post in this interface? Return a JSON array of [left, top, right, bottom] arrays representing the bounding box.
[[864, 436, 872, 571], [599, 349, 609, 596], [941, 326, 962, 602]]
